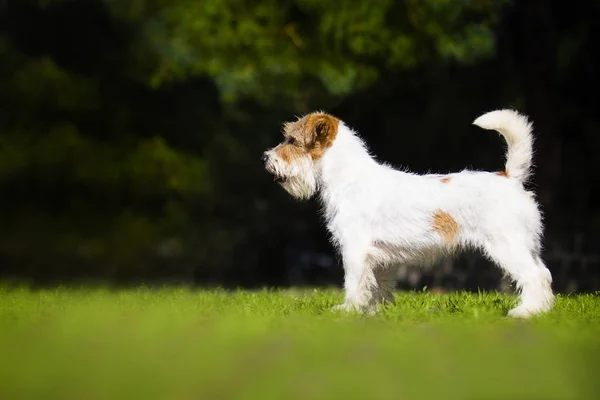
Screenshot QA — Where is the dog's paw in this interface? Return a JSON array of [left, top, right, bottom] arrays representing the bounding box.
[[507, 305, 548, 319], [331, 303, 354, 313], [331, 303, 378, 315], [507, 307, 533, 319]]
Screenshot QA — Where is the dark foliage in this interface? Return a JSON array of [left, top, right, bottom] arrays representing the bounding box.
[[0, 0, 598, 290]]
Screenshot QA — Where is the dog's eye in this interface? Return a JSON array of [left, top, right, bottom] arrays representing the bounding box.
[[286, 137, 297, 146]]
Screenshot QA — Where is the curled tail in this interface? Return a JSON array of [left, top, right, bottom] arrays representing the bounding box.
[[473, 109, 534, 183]]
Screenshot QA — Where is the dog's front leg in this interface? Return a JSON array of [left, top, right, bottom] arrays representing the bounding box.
[[332, 248, 379, 314]]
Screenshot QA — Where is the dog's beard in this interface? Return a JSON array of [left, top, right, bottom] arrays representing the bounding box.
[[268, 155, 318, 200], [280, 172, 317, 200]]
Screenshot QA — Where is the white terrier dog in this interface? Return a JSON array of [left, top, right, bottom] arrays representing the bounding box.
[[263, 110, 554, 318]]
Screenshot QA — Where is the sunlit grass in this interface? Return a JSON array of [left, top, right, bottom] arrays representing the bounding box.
[[0, 286, 598, 399]]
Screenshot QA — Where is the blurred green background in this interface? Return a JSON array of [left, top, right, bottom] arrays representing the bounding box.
[[1, 287, 598, 399], [0, 0, 599, 291]]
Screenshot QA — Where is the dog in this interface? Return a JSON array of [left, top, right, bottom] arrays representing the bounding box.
[[263, 110, 554, 318]]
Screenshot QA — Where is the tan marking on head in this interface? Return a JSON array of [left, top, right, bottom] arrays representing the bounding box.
[[432, 211, 459, 243], [279, 112, 340, 161], [440, 176, 451, 183], [495, 171, 509, 178], [276, 142, 305, 163]]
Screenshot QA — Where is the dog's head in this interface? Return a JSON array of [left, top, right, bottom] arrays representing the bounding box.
[[263, 112, 339, 199]]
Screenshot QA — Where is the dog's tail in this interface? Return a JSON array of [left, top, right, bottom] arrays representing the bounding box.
[[473, 109, 534, 183]]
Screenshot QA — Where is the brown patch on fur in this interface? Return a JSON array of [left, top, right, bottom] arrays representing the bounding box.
[[495, 170, 509, 178], [432, 211, 459, 243], [276, 143, 305, 163], [280, 112, 340, 161], [440, 176, 451, 183]]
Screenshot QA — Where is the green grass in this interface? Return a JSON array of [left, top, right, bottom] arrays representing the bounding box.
[[0, 286, 599, 400]]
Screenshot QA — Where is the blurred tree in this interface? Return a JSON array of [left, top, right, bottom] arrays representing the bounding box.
[[0, 0, 512, 284], [0, 0, 216, 282], [4, 0, 598, 290], [105, 0, 509, 108]]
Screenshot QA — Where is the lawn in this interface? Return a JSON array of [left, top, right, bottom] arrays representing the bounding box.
[[0, 286, 598, 400]]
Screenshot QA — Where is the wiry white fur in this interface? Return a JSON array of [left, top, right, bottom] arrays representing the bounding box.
[[266, 110, 555, 318], [473, 109, 534, 183]]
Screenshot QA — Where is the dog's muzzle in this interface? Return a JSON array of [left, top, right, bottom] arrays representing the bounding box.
[[262, 153, 287, 183]]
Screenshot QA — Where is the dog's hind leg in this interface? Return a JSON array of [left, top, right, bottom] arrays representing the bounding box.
[[483, 241, 554, 318], [374, 266, 397, 306]]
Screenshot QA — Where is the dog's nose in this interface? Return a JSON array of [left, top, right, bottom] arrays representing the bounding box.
[[261, 154, 268, 162]]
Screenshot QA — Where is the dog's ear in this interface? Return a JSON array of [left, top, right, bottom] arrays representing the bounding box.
[[306, 113, 339, 159], [313, 115, 337, 141]]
